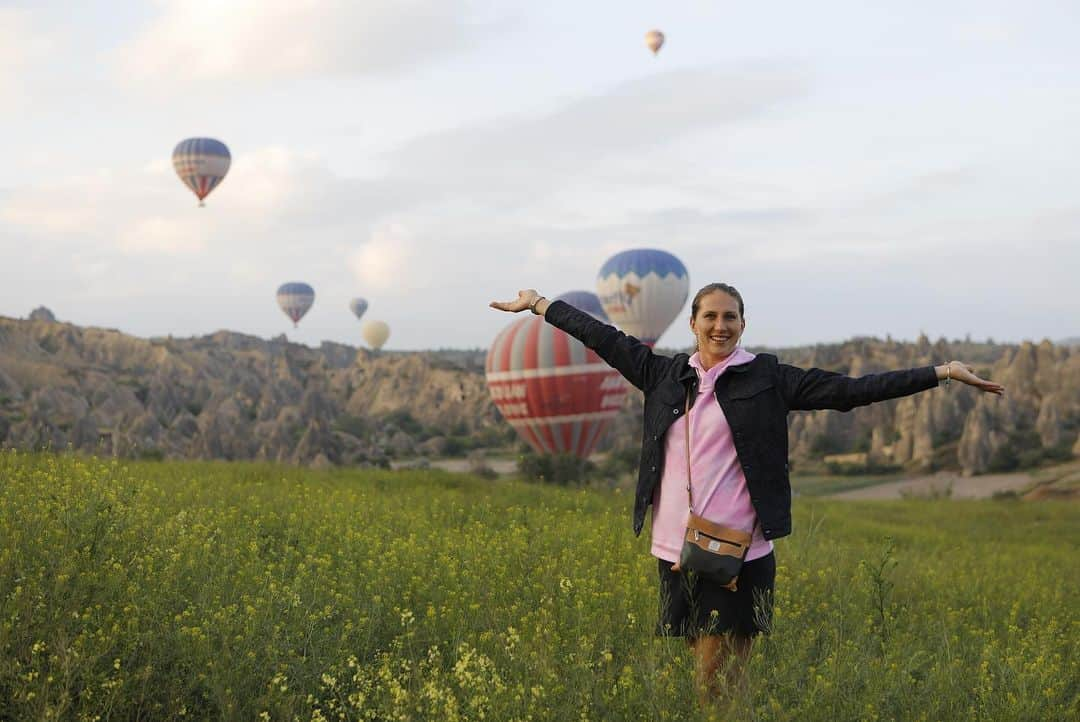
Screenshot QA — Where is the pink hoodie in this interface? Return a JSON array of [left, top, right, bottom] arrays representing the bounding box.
[[650, 348, 774, 564]]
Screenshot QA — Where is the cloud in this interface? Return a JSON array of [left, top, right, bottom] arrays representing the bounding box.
[[388, 65, 809, 198], [0, 170, 116, 234], [859, 167, 981, 209], [115, 216, 208, 255], [0, 8, 55, 106], [116, 0, 485, 86], [1, 146, 366, 245], [953, 17, 1013, 45], [347, 224, 438, 294]]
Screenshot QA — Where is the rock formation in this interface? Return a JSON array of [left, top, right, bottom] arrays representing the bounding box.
[[1, 314, 1076, 474], [28, 306, 57, 323]]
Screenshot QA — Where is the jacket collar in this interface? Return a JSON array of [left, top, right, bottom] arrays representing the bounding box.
[[677, 348, 755, 384]]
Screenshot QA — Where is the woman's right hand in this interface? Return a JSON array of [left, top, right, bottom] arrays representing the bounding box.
[[936, 360, 1005, 395], [490, 289, 544, 314]]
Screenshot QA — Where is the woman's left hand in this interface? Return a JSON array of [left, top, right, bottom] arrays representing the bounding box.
[[490, 289, 544, 314], [938, 361, 1005, 395]]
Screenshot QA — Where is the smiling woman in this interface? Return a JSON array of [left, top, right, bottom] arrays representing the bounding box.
[[490, 284, 1004, 713]]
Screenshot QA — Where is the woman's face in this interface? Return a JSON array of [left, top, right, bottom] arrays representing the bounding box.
[[690, 291, 745, 361]]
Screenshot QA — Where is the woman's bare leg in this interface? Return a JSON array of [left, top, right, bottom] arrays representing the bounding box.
[[688, 633, 754, 709]]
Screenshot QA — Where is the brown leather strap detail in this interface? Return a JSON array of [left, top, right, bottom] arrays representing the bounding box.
[[686, 512, 752, 549]]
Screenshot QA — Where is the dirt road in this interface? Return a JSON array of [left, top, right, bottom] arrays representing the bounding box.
[[829, 470, 1033, 500], [392, 457, 519, 475]]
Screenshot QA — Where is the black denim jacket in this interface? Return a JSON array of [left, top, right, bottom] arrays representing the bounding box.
[[543, 300, 940, 540]]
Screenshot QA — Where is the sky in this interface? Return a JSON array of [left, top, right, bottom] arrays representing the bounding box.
[[1, 0, 1077, 351]]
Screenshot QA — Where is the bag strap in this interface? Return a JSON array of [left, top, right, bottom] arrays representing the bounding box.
[[686, 394, 722, 513], [684, 387, 760, 538], [684, 395, 693, 513]]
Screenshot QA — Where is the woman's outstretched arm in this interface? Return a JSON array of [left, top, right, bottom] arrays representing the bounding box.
[[490, 289, 670, 392], [780, 359, 1004, 411]]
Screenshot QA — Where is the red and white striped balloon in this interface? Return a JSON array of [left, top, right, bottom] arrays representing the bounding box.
[[486, 314, 628, 458]]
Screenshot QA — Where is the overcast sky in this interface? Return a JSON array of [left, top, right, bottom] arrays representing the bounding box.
[[1, 1, 1077, 350]]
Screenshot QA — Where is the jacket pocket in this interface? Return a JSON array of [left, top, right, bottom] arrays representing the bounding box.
[[728, 380, 775, 400], [652, 382, 688, 408]]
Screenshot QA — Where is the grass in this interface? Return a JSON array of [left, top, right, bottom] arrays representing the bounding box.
[[1, 451, 1077, 721]]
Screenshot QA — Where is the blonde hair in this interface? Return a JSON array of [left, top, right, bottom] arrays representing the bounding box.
[[690, 283, 745, 320]]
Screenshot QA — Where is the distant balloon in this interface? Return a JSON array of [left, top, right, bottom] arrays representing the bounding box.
[[172, 138, 231, 206], [645, 30, 665, 55], [554, 290, 609, 323], [362, 320, 390, 350], [597, 249, 689, 346], [349, 298, 369, 322], [486, 314, 629, 459], [276, 282, 315, 328]]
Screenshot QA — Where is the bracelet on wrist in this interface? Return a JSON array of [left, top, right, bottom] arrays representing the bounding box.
[[529, 296, 546, 314]]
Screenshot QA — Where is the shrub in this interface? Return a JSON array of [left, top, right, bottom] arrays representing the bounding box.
[[332, 414, 371, 438], [987, 442, 1020, 472], [810, 433, 848, 456], [596, 445, 639, 480], [517, 451, 595, 486], [442, 436, 471, 457], [384, 409, 424, 437], [136, 447, 165, 461]]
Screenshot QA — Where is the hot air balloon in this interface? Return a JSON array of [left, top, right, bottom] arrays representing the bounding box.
[[486, 314, 629, 459], [596, 249, 689, 346], [349, 298, 369, 322], [645, 30, 665, 55], [172, 138, 231, 206], [276, 282, 315, 328], [362, 320, 390, 350], [554, 290, 609, 323]]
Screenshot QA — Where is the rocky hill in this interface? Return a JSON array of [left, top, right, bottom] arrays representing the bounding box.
[[1, 314, 1077, 475], [0, 316, 503, 468]]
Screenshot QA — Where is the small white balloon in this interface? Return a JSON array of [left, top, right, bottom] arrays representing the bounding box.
[[362, 320, 390, 350]]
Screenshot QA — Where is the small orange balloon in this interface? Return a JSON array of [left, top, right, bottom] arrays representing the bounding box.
[[645, 29, 665, 55]]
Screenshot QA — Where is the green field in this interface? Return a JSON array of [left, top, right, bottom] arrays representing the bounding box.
[[1, 452, 1077, 721]]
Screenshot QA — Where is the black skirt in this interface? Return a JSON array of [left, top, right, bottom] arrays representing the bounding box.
[[656, 552, 775, 638]]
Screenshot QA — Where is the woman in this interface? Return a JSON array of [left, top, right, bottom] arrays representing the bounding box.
[[491, 283, 1004, 708]]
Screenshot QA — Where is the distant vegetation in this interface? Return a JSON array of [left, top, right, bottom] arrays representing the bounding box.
[[2, 452, 1076, 720]]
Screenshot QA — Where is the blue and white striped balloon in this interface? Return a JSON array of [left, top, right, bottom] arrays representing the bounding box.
[[276, 282, 315, 328], [172, 138, 231, 206], [349, 297, 369, 322], [596, 249, 689, 346]]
